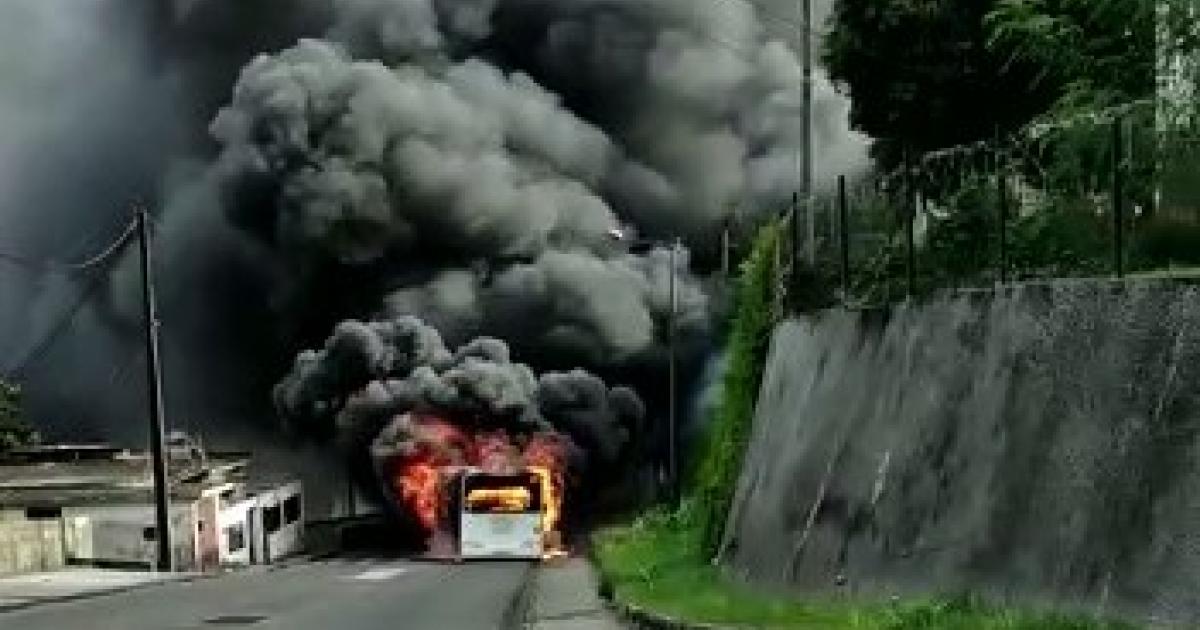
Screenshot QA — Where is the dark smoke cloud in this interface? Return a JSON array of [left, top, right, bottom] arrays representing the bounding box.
[[1, 0, 864, 515], [0, 0, 336, 443], [196, 0, 863, 374], [210, 37, 713, 364], [0, 0, 183, 438], [482, 0, 867, 239], [275, 316, 644, 472]]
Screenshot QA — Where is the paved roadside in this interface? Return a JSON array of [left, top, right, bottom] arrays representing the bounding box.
[[2, 558, 529, 630], [0, 568, 196, 612], [525, 557, 624, 630]]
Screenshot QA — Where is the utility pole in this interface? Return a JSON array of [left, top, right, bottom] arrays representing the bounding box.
[[667, 238, 680, 507], [801, 0, 815, 265], [137, 206, 173, 572]]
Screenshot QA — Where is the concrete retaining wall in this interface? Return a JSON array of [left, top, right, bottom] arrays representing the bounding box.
[[721, 281, 1200, 626]]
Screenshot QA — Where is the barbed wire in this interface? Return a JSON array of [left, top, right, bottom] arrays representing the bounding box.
[[867, 98, 1169, 194]]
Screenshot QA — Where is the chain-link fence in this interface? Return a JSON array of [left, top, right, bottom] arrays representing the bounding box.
[[775, 99, 1200, 310]]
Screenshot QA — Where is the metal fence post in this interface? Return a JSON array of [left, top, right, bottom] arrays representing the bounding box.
[[998, 154, 1009, 284], [791, 191, 801, 306], [1112, 116, 1125, 279], [838, 175, 850, 301], [904, 152, 917, 298]]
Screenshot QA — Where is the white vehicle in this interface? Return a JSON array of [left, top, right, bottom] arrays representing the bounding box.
[[455, 470, 544, 560]]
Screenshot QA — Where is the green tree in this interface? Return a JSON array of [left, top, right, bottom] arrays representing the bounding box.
[[984, 0, 1156, 113], [823, 0, 1057, 168], [0, 380, 36, 452], [823, 0, 1163, 167]]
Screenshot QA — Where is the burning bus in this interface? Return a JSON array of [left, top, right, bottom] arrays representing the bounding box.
[[373, 412, 570, 561], [278, 321, 647, 563], [453, 469, 545, 560]]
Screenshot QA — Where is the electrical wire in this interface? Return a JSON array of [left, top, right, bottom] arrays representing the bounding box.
[[1, 216, 141, 381], [4, 272, 112, 381], [0, 217, 137, 276]]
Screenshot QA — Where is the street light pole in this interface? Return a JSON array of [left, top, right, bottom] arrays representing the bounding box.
[[606, 227, 682, 506], [801, 0, 815, 265]]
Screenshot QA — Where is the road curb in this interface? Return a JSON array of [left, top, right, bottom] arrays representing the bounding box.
[[598, 587, 731, 630], [503, 562, 537, 630], [592, 558, 730, 630], [606, 600, 731, 630]]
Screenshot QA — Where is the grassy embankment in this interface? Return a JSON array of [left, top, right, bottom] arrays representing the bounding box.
[[593, 507, 1135, 630], [593, 222, 1136, 630]]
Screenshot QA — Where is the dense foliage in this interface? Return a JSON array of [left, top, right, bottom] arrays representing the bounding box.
[[850, 182, 1126, 302], [985, 0, 1155, 113], [690, 222, 783, 556], [822, 0, 1056, 167], [823, 0, 1158, 165]]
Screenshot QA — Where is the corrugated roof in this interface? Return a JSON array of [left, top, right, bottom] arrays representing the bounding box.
[[0, 453, 251, 508]]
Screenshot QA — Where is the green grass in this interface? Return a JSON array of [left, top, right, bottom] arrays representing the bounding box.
[[593, 507, 1137, 630]]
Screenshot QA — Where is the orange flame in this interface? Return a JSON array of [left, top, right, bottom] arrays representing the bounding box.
[[388, 414, 468, 532], [472, 430, 522, 472], [466, 487, 532, 513], [385, 413, 573, 558], [394, 457, 442, 532], [523, 432, 569, 553]]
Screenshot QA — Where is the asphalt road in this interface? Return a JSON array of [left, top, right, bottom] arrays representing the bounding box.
[[0, 557, 531, 630]]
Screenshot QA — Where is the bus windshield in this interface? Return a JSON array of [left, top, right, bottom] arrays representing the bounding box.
[[462, 473, 543, 514]]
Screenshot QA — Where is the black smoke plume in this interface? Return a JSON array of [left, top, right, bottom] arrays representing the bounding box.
[[274, 316, 646, 527], [0, 0, 865, 515], [275, 316, 643, 467]]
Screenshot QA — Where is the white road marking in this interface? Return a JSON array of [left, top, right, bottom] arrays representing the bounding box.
[[347, 566, 409, 581]]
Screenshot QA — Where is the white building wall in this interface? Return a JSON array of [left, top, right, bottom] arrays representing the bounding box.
[[251, 481, 304, 564], [63, 515, 92, 561], [62, 504, 196, 569], [217, 498, 255, 566], [0, 510, 66, 575]]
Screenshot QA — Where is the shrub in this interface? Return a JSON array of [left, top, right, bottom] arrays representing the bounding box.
[[690, 221, 783, 556], [0, 381, 36, 452]]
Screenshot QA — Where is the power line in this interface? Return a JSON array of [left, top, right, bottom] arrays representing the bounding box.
[[64, 219, 139, 271], [0, 217, 138, 275], [4, 272, 111, 381], [1, 216, 140, 381]]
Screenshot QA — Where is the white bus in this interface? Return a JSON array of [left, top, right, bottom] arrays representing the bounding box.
[[455, 470, 544, 560]]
